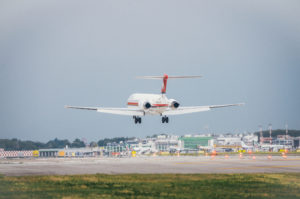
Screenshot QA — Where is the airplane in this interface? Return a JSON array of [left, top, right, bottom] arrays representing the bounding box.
[[241, 141, 254, 150], [65, 74, 244, 124]]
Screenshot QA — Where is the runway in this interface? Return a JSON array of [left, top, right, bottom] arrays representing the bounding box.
[[1, 155, 300, 176]]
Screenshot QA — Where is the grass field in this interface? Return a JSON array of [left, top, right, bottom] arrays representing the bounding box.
[[0, 173, 300, 199]]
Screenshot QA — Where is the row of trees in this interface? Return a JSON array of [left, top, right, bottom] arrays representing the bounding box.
[[0, 137, 135, 150], [97, 137, 135, 147], [0, 138, 85, 151]]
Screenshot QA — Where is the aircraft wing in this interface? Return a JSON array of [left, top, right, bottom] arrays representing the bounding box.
[[163, 103, 244, 116], [65, 106, 144, 116]]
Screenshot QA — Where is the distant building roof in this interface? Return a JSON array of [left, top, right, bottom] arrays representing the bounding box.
[[39, 149, 62, 152]]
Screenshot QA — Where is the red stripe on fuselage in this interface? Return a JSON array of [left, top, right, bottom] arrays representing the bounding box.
[[152, 104, 169, 107], [127, 102, 138, 106], [128, 102, 169, 107]]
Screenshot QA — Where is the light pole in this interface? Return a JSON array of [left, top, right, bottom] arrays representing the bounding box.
[[269, 124, 272, 145], [259, 125, 263, 145]]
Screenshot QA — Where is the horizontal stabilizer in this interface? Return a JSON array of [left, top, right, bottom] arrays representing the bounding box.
[[136, 75, 202, 79], [137, 74, 201, 93]]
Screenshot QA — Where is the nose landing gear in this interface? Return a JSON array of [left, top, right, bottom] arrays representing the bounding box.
[[133, 116, 142, 124], [162, 116, 169, 123]]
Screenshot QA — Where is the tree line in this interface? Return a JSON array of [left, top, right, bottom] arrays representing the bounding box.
[[0, 138, 85, 151], [0, 137, 135, 150], [97, 137, 135, 147]]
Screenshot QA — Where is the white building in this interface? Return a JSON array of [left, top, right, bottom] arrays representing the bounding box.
[[216, 136, 241, 146]]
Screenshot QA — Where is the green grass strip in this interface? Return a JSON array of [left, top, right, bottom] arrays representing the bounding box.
[[0, 173, 299, 199]]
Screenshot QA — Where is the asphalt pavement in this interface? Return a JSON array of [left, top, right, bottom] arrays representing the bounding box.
[[1, 155, 300, 176]]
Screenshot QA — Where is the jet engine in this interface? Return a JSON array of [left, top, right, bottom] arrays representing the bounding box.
[[170, 99, 180, 109], [143, 102, 152, 109]]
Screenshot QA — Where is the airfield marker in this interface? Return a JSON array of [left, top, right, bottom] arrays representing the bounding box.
[[210, 150, 216, 159], [239, 153, 243, 159], [212, 150, 217, 155], [211, 150, 216, 160], [282, 153, 287, 159]]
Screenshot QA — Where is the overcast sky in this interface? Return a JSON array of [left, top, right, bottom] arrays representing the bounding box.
[[0, 0, 299, 142]]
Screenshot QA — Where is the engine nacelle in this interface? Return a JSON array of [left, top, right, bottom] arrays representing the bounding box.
[[143, 102, 152, 109], [170, 99, 180, 109]]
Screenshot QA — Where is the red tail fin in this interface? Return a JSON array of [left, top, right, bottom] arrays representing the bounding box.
[[161, 74, 168, 94]]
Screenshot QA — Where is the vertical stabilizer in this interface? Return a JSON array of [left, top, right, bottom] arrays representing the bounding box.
[[161, 74, 168, 94]]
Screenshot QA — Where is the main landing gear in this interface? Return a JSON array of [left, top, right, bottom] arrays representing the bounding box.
[[133, 116, 142, 124], [133, 116, 169, 124], [162, 116, 169, 123]]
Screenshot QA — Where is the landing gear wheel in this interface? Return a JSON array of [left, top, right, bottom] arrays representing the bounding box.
[[162, 116, 169, 123], [133, 116, 142, 124]]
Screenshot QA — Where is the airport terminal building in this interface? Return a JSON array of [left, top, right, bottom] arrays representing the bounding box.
[[1, 131, 299, 158]]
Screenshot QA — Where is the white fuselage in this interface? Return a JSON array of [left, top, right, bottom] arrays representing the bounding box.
[[127, 93, 177, 115]]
